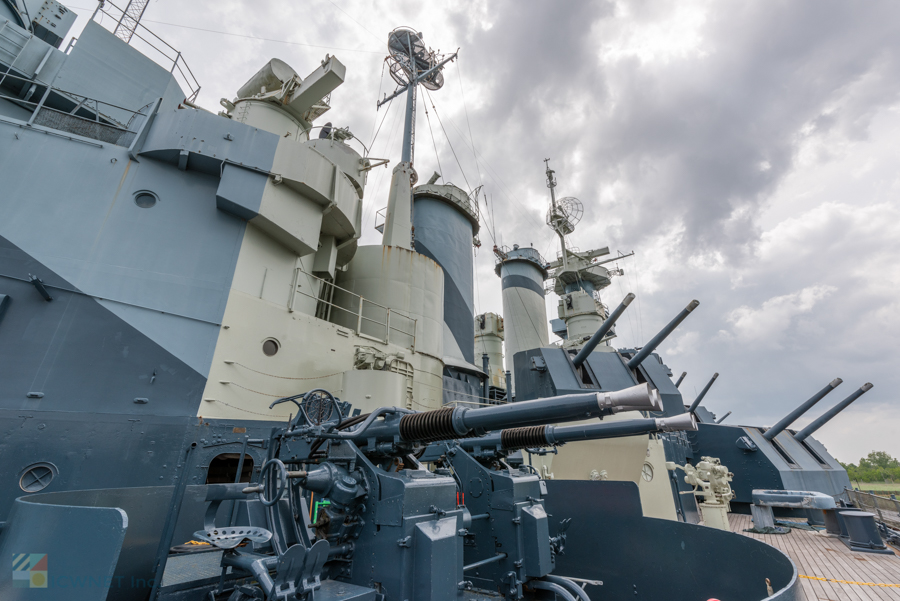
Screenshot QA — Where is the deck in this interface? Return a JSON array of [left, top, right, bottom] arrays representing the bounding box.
[[728, 513, 900, 601]]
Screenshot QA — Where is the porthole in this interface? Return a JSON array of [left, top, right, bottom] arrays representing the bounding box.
[[641, 462, 654, 482], [19, 462, 58, 493], [134, 190, 158, 209], [262, 339, 280, 357]]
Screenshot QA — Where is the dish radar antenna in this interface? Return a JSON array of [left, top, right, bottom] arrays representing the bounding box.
[[544, 158, 583, 270], [377, 27, 457, 168]]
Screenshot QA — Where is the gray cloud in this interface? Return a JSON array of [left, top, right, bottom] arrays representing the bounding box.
[[64, 0, 900, 461]]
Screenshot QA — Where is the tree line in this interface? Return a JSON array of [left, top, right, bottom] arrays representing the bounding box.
[[839, 451, 899, 483]]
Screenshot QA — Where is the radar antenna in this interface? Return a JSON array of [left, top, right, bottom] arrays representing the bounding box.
[[377, 27, 457, 166], [544, 159, 583, 270]]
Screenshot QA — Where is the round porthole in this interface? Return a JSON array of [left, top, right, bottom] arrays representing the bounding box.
[[262, 339, 280, 357], [641, 462, 654, 482], [19, 462, 58, 493], [134, 190, 158, 208]]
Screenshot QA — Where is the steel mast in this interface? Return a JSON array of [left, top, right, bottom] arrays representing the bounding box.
[[377, 28, 456, 249]]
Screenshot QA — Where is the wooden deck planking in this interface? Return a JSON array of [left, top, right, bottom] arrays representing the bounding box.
[[727, 513, 900, 601]]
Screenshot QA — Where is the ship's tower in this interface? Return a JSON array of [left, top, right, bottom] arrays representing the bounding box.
[[413, 174, 481, 370], [475, 312, 507, 400], [542, 159, 632, 350], [493, 244, 550, 396]]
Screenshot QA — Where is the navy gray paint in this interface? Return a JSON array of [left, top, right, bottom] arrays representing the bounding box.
[[544, 480, 801, 601], [512, 334, 854, 516], [497, 247, 547, 298], [0, 16, 283, 517], [412, 194, 476, 366]]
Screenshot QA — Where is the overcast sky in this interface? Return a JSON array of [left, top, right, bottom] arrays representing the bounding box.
[[67, 0, 900, 463]]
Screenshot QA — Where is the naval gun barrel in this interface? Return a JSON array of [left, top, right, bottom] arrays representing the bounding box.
[[763, 378, 842, 441], [571, 293, 635, 368], [462, 412, 697, 452], [626, 300, 700, 369], [714, 411, 732, 424], [674, 372, 687, 388], [351, 383, 662, 444], [688, 372, 719, 414], [794, 383, 873, 442]]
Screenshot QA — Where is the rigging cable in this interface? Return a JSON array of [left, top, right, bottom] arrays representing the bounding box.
[[67, 6, 384, 54], [324, 0, 384, 44], [421, 91, 444, 179], [426, 98, 546, 232], [456, 56, 483, 188], [424, 89, 470, 191], [361, 97, 403, 234], [368, 59, 388, 148]]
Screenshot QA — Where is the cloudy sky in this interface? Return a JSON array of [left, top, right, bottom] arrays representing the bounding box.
[[67, 0, 900, 463]]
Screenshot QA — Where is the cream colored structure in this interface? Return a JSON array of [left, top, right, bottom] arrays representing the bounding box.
[[667, 456, 735, 530], [517, 162, 676, 521], [475, 312, 506, 389], [198, 57, 449, 422]]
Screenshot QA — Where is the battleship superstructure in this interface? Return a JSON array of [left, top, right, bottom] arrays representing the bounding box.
[[492, 162, 868, 523], [0, 2, 814, 600]]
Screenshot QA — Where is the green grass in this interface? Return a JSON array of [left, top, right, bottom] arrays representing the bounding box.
[[853, 482, 900, 493]]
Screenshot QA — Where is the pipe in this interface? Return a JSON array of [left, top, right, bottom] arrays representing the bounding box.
[[688, 373, 719, 414], [674, 372, 687, 388], [626, 300, 700, 369], [763, 378, 842, 441], [571, 293, 635, 368], [542, 575, 592, 601], [545, 413, 697, 445], [460, 384, 661, 432], [462, 413, 697, 451], [504, 370, 512, 400], [482, 353, 490, 402], [794, 383, 873, 442], [149, 443, 197, 601], [355, 384, 661, 443], [463, 553, 507, 572], [530, 580, 578, 601], [714, 411, 732, 424]]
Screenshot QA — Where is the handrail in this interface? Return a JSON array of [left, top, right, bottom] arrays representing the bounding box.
[[290, 268, 418, 350], [307, 124, 371, 157], [90, 0, 201, 101], [0, 71, 144, 118]]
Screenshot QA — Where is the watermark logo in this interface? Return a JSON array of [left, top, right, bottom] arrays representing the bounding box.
[[12, 554, 47, 589]]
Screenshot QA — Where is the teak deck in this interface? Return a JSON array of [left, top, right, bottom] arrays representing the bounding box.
[[728, 513, 900, 601]]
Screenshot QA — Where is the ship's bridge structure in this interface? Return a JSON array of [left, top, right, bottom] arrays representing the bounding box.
[[0, 4, 481, 515]]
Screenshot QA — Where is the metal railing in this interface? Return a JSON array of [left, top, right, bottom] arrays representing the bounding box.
[[444, 398, 508, 408], [844, 488, 900, 528], [290, 268, 418, 351], [89, 0, 201, 102], [0, 71, 150, 145], [493, 244, 548, 270]]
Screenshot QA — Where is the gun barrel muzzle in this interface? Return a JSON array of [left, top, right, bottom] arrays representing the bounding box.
[[793, 383, 873, 442], [627, 300, 699, 369], [763, 378, 842, 441]]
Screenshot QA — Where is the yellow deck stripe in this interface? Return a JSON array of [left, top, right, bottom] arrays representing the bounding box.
[[799, 575, 900, 588]]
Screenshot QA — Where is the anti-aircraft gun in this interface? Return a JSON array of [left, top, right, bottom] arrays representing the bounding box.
[[191, 384, 667, 601], [426, 411, 698, 598]]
